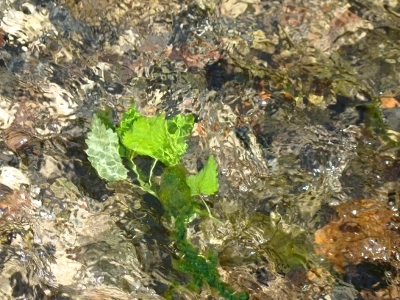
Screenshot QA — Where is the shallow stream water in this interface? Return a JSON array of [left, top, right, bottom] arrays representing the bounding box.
[[0, 0, 399, 299]]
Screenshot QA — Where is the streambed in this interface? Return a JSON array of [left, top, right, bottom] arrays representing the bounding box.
[[0, 0, 399, 299]]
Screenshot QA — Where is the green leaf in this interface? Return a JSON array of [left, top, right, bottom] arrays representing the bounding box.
[[120, 106, 194, 166], [117, 105, 141, 138], [187, 155, 219, 196], [85, 115, 128, 182]]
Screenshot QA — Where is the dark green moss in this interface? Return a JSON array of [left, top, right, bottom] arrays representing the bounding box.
[[173, 218, 249, 300], [364, 100, 399, 146], [159, 166, 249, 300]]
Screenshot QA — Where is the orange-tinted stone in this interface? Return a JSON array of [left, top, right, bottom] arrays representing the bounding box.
[[314, 199, 400, 273]]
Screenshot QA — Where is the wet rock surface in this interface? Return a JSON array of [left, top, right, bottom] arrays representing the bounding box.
[[315, 199, 400, 296], [0, 0, 399, 299]]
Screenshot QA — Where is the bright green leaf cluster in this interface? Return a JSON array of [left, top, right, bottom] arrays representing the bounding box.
[[118, 106, 194, 166], [187, 155, 219, 196], [85, 115, 128, 182]]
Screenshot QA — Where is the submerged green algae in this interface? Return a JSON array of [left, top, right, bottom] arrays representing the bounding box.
[[159, 165, 196, 219], [160, 165, 249, 300]]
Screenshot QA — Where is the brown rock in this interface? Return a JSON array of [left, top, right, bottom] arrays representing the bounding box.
[[314, 199, 400, 273], [381, 96, 400, 108], [0, 27, 6, 48], [0, 189, 32, 220]]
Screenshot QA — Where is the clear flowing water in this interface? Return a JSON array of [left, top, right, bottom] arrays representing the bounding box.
[[0, 0, 399, 299]]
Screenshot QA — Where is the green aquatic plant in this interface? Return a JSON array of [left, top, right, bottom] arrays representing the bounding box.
[[159, 165, 196, 219], [85, 104, 249, 299], [160, 166, 248, 300], [187, 154, 219, 196], [85, 115, 128, 182], [118, 105, 194, 166]]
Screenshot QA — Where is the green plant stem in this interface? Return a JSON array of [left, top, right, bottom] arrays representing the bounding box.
[[199, 195, 224, 225], [129, 160, 158, 198], [149, 159, 158, 187]]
